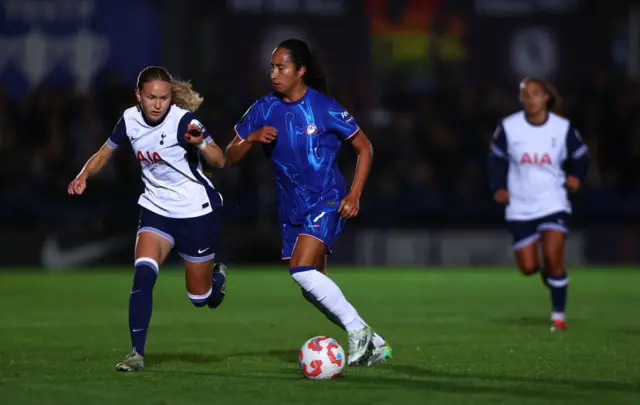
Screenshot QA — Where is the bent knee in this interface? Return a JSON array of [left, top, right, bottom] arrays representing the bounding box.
[[519, 264, 540, 276]]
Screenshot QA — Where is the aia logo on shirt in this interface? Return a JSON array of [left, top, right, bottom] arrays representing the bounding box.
[[520, 152, 552, 165], [137, 151, 163, 164]]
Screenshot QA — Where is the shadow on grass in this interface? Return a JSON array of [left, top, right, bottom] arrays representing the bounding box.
[[490, 316, 551, 327], [392, 364, 640, 394], [146, 349, 589, 400], [147, 348, 298, 366]]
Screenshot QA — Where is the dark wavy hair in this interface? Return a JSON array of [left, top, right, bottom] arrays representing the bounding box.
[[521, 76, 562, 112], [277, 38, 329, 94]]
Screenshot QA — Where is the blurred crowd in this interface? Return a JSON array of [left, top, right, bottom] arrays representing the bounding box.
[[1, 67, 639, 232]]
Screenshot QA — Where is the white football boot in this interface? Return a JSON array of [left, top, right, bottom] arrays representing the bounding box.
[[347, 326, 374, 366], [116, 348, 144, 372]]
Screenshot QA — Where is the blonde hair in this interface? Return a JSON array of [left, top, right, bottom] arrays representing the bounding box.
[[171, 80, 204, 112]]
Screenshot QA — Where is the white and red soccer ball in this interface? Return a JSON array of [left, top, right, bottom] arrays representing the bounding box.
[[299, 336, 345, 379]]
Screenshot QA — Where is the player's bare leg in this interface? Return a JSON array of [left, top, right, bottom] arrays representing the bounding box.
[[541, 230, 568, 331], [117, 231, 172, 372], [290, 236, 373, 366], [514, 239, 541, 276], [308, 255, 392, 366], [184, 259, 227, 309], [514, 238, 550, 287]]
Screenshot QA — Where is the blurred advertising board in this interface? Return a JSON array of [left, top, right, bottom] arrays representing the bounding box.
[[0, 0, 160, 98], [220, 0, 369, 85], [0, 228, 594, 269]]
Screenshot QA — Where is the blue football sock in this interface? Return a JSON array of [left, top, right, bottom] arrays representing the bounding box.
[[547, 273, 568, 315], [129, 258, 158, 356], [207, 263, 226, 308]]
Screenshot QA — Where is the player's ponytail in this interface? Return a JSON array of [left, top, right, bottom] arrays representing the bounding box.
[[522, 77, 563, 113], [305, 50, 329, 95], [136, 66, 204, 113], [277, 38, 329, 95], [171, 80, 204, 112]]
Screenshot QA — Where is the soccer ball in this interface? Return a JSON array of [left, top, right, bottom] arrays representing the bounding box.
[[298, 336, 345, 379]]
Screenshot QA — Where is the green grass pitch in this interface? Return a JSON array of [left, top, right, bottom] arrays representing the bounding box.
[[0, 267, 639, 405]]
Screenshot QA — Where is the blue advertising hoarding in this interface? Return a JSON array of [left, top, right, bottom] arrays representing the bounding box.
[[0, 0, 160, 98]]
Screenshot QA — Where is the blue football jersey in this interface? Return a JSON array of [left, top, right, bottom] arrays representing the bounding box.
[[234, 87, 360, 224]]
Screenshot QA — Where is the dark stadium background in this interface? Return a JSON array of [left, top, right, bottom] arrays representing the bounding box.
[[2, 0, 639, 268]]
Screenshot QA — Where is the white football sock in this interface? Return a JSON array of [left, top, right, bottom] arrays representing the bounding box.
[[353, 314, 386, 347], [372, 332, 386, 347], [292, 268, 365, 332]]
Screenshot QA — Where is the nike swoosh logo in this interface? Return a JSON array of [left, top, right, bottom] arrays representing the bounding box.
[[41, 234, 130, 270], [198, 247, 210, 254], [132, 329, 145, 333]]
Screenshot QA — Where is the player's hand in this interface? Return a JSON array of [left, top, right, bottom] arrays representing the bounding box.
[[68, 175, 87, 196], [184, 123, 204, 145], [493, 189, 509, 204], [338, 193, 360, 218], [247, 126, 278, 144], [565, 176, 580, 192]]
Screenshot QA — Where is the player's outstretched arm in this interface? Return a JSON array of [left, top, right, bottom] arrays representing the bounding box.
[[68, 144, 116, 195]]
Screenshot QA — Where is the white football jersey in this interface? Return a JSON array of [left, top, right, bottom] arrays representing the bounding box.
[[489, 111, 588, 221], [106, 105, 223, 219]]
